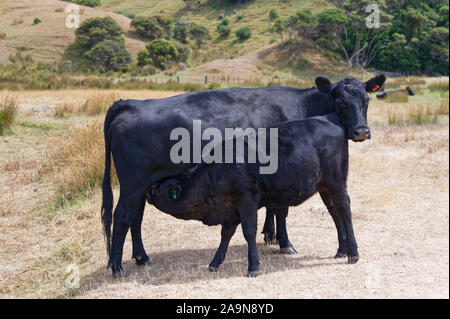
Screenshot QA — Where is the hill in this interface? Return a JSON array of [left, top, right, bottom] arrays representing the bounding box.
[[0, 0, 146, 64]]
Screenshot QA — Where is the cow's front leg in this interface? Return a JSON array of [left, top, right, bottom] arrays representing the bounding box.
[[274, 207, 297, 254], [238, 201, 260, 277], [262, 208, 276, 245], [209, 223, 238, 272]]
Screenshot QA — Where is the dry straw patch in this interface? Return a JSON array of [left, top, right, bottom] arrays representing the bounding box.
[[78, 93, 119, 116], [42, 119, 117, 206]]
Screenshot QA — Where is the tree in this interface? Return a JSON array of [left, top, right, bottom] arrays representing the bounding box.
[[75, 17, 124, 47], [74, 17, 131, 71], [137, 39, 178, 69], [84, 39, 131, 71], [173, 22, 189, 43], [318, 0, 393, 70], [189, 24, 210, 48], [130, 16, 173, 40]]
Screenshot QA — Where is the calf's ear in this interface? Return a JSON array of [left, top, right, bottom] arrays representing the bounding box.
[[365, 74, 386, 93], [315, 76, 332, 94]]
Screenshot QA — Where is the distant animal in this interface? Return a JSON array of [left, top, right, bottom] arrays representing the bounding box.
[[149, 112, 366, 277], [376, 87, 414, 100], [101, 75, 385, 277]]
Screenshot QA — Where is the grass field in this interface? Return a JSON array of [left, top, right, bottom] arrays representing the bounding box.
[[0, 78, 448, 298]]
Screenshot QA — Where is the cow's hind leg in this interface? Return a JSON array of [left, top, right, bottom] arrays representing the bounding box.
[[209, 223, 238, 272], [110, 190, 148, 277], [262, 208, 276, 245], [274, 207, 297, 254], [130, 201, 153, 267], [319, 190, 347, 258]]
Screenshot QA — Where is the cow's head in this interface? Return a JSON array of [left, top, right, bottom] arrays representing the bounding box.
[[315, 74, 385, 142]]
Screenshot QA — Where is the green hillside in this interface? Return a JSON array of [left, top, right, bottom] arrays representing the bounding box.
[[100, 0, 328, 63]]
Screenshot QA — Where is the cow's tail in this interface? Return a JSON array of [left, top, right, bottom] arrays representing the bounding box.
[[101, 100, 125, 266]]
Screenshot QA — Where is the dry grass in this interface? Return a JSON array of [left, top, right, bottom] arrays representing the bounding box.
[[0, 85, 448, 298], [384, 92, 409, 103], [428, 81, 449, 93], [78, 93, 119, 116], [54, 103, 77, 118], [0, 95, 18, 135], [42, 120, 116, 207]]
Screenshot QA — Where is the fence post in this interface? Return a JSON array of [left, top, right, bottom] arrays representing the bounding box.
[[205, 75, 208, 86], [177, 76, 180, 83]]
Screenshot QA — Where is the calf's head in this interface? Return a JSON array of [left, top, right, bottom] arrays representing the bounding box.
[[315, 74, 385, 142]]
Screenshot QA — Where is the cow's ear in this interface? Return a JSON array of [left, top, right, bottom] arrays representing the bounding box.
[[315, 76, 332, 94], [365, 74, 386, 93]]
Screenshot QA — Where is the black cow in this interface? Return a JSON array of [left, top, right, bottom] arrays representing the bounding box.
[[101, 75, 385, 276], [376, 86, 414, 100], [149, 112, 364, 277]]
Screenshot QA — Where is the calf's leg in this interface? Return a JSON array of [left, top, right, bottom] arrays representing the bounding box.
[[209, 223, 238, 272], [238, 201, 260, 277], [274, 207, 297, 254], [329, 190, 359, 264], [262, 208, 276, 245], [319, 190, 347, 258]]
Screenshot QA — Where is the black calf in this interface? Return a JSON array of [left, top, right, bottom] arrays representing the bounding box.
[[149, 113, 363, 276]]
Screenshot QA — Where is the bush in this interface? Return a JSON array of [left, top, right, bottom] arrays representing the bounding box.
[[173, 22, 189, 43], [0, 95, 18, 135], [217, 24, 231, 38], [236, 13, 244, 21], [83, 40, 131, 72], [130, 16, 172, 40], [138, 39, 178, 69], [189, 24, 210, 48], [220, 18, 230, 26], [236, 26, 251, 41], [269, 9, 278, 22], [33, 17, 42, 25]]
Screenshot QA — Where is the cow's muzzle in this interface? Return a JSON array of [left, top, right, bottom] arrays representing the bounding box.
[[351, 127, 370, 142]]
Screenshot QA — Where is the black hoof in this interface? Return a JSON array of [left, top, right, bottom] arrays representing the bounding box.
[[112, 270, 128, 278], [335, 252, 347, 258], [247, 270, 259, 278], [348, 255, 359, 264], [280, 245, 297, 255], [134, 255, 153, 266], [209, 265, 219, 272], [263, 232, 278, 245]]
